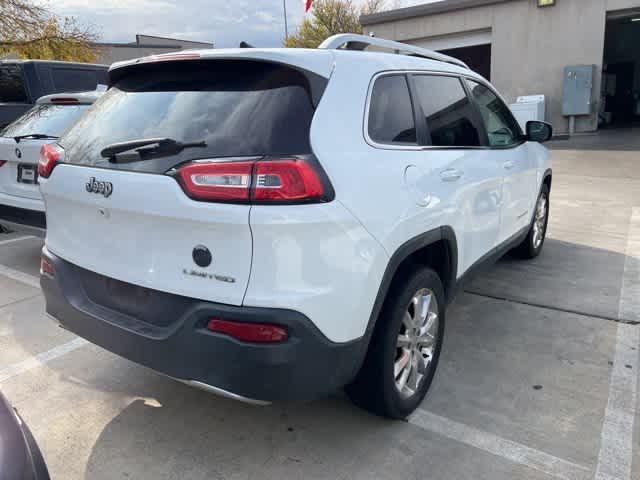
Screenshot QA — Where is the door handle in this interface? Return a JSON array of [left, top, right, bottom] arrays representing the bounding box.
[[503, 160, 515, 170], [440, 168, 463, 182]]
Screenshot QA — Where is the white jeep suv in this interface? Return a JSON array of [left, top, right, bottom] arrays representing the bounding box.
[[0, 91, 101, 236], [39, 35, 552, 419]]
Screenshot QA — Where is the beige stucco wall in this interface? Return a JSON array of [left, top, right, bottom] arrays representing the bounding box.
[[364, 0, 640, 134], [96, 46, 182, 65], [95, 36, 213, 66]]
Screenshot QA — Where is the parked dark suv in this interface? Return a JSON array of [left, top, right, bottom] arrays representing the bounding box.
[[0, 60, 108, 129]]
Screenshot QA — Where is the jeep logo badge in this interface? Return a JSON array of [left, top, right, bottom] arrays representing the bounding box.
[[86, 177, 113, 198]]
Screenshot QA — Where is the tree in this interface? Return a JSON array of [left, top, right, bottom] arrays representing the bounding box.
[[285, 0, 386, 48], [0, 0, 99, 62]]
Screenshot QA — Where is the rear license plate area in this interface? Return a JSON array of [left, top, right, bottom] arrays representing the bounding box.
[[75, 265, 193, 328], [17, 164, 38, 184], [105, 277, 152, 311]]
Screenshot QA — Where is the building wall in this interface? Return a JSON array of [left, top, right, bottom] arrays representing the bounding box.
[[95, 35, 213, 66], [95, 46, 182, 65], [134, 35, 213, 49], [364, 0, 640, 134]]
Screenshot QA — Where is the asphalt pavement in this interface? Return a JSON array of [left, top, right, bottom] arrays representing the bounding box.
[[0, 143, 638, 480]]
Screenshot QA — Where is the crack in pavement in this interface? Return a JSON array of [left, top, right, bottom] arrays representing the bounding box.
[[464, 290, 640, 325]]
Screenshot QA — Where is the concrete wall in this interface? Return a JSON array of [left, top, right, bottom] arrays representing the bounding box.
[[95, 35, 213, 66], [364, 0, 640, 134], [95, 46, 181, 64], [135, 35, 213, 49]]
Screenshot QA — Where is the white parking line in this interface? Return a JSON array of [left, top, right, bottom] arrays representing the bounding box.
[[409, 410, 592, 480], [595, 324, 639, 480], [595, 207, 640, 480], [0, 337, 88, 383], [0, 235, 34, 247], [618, 208, 640, 323], [0, 264, 40, 289]]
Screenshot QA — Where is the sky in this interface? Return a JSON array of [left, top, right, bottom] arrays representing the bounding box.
[[45, 0, 441, 48]]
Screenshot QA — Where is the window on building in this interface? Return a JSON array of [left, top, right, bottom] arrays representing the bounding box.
[[466, 79, 522, 147], [368, 75, 417, 145], [412, 75, 482, 147]]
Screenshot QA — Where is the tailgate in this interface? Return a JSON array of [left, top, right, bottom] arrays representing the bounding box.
[[40, 165, 252, 306], [0, 140, 42, 200]]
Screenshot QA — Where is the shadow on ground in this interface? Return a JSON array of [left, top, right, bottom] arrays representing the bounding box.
[[465, 238, 636, 322], [83, 381, 400, 480]]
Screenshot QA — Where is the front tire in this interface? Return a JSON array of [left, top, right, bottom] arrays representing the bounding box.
[[347, 267, 445, 419], [514, 184, 549, 259]]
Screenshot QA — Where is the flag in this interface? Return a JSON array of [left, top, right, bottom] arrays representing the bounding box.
[[305, 0, 313, 12]]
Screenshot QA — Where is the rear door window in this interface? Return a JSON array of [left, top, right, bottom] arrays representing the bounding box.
[[367, 75, 417, 145], [0, 64, 28, 103], [1, 104, 90, 138], [60, 60, 326, 173], [412, 74, 484, 147]]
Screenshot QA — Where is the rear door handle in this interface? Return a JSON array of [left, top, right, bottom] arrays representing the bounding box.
[[440, 168, 463, 182], [503, 160, 515, 170]]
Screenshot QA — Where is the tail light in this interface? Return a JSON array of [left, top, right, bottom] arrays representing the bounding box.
[[140, 52, 202, 63], [178, 161, 253, 202], [50, 97, 79, 104], [207, 318, 288, 343], [40, 257, 54, 277], [175, 158, 330, 204], [0, 160, 6, 168], [38, 144, 64, 178], [253, 160, 324, 201]]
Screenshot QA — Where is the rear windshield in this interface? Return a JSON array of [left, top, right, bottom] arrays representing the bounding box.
[[1, 104, 90, 138], [60, 60, 325, 173], [0, 64, 28, 103], [51, 67, 105, 91]]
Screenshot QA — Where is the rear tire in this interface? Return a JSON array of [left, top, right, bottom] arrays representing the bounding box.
[[346, 267, 445, 419], [513, 184, 549, 259]]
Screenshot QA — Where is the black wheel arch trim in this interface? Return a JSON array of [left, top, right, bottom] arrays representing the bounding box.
[[542, 168, 552, 189], [351, 226, 458, 374], [531, 168, 552, 224], [378, 225, 458, 306]]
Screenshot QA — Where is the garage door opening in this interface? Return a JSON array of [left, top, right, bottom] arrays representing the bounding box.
[[601, 12, 640, 128], [439, 44, 491, 81]]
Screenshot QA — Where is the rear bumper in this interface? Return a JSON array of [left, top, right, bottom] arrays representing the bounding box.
[[0, 204, 46, 237], [40, 248, 365, 403]]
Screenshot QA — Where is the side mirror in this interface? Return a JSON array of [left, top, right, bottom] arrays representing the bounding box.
[[526, 121, 553, 143]]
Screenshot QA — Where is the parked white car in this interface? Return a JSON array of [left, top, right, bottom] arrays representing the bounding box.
[[38, 35, 552, 418], [0, 91, 102, 236]]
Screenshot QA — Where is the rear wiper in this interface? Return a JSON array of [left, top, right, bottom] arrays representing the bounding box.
[[100, 138, 207, 163], [14, 133, 59, 143]]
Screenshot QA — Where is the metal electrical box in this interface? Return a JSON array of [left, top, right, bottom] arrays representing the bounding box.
[[562, 65, 594, 116]]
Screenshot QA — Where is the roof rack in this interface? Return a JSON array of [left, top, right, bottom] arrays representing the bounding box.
[[318, 34, 470, 70]]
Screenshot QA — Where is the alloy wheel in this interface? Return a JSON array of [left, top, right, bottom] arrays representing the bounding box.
[[394, 288, 439, 399], [532, 193, 548, 250]]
